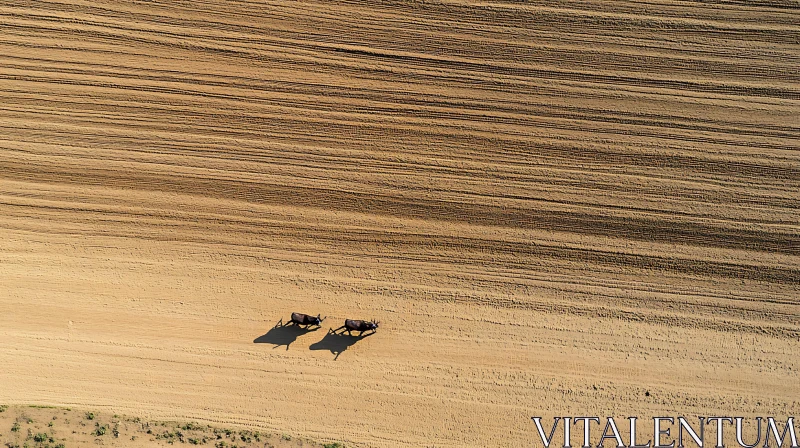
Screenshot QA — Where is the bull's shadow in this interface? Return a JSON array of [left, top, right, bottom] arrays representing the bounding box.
[[253, 320, 320, 350], [309, 328, 373, 360]]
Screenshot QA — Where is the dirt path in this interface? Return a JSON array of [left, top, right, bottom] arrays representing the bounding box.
[[0, 1, 798, 447]]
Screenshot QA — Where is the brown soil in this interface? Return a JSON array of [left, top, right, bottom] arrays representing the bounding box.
[[0, 1, 798, 447]]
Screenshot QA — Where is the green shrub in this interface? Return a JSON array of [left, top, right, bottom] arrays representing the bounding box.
[[324, 443, 345, 448], [85, 412, 95, 420], [94, 424, 107, 436], [238, 430, 253, 443], [32, 433, 48, 442], [155, 431, 172, 440], [181, 422, 203, 431], [11, 422, 21, 432]]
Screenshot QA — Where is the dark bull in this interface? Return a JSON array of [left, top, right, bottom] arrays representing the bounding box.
[[289, 312, 324, 327], [337, 319, 379, 336]]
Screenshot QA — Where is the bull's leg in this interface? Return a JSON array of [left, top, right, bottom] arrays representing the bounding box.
[[359, 331, 364, 337]]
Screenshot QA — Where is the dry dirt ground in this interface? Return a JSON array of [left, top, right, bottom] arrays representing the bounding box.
[[0, 1, 799, 447]]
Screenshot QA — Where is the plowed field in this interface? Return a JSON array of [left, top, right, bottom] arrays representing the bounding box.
[[0, 1, 798, 447]]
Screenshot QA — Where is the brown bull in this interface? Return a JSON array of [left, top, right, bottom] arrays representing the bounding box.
[[335, 319, 379, 336], [288, 312, 324, 328]]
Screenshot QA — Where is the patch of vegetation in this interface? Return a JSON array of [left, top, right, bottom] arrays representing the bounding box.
[[156, 430, 187, 444], [0, 406, 339, 448], [94, 424, 107, 436], [32, 433, 50, 443], [213, 427, 235, 440], [181, 422, 204, 431], [238, 430, 259, 443]]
